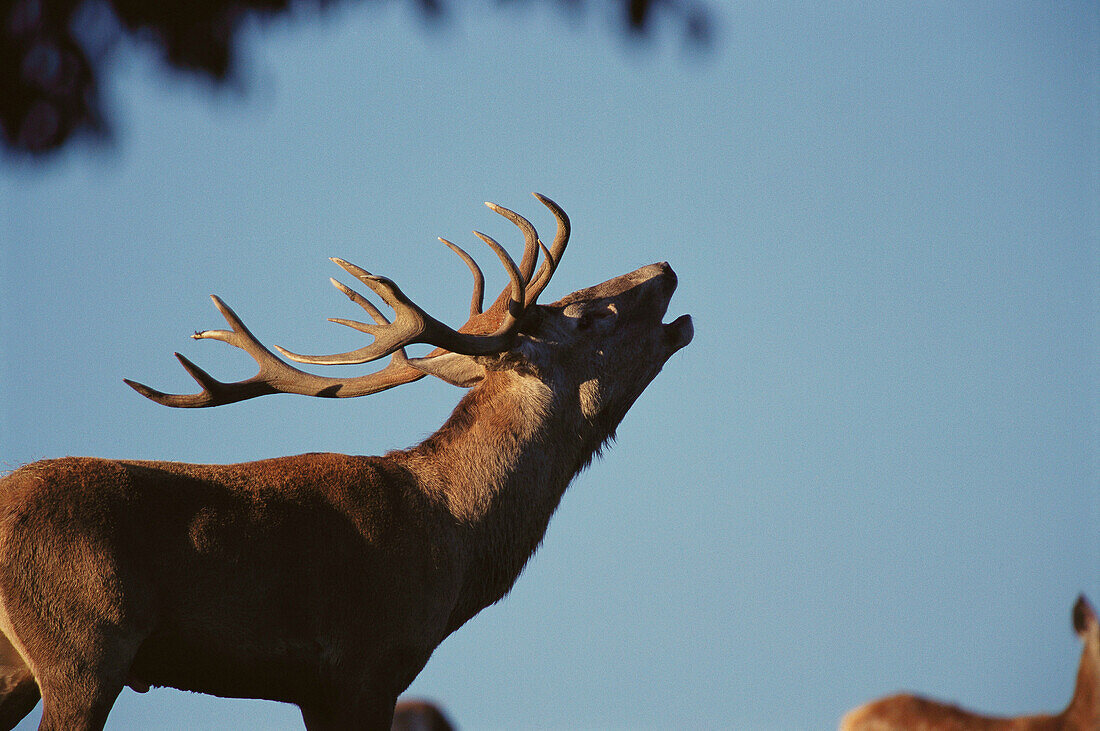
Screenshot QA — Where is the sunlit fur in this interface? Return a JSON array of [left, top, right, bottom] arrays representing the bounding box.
[[840, 596, 1100, 731], [0, 263, 691, 731]]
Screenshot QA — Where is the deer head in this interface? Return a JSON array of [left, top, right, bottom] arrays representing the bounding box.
[[124, 193, 692, 446]]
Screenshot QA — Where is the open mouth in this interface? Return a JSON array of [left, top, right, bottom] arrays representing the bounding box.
[[655, 264, 693, 352]]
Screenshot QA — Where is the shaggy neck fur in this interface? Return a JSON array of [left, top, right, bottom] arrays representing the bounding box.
[[393, 369, 610, 631]]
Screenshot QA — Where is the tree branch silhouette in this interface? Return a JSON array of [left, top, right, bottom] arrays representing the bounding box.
[[1, 0, 712, 157]]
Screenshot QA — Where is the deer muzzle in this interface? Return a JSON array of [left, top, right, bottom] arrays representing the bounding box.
[[648, 262, 693, 353]]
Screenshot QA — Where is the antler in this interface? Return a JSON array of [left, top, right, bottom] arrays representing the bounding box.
[[278, 193, 568, 365], [125, 194, 570, 408], [123, 294, 426, 408]]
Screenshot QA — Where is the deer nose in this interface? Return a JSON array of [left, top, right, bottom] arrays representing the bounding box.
[[625, 262, 677, 289], [656, 261, 677, 285]]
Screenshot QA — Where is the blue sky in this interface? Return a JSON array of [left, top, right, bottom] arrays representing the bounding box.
[[1, 2, 1097, 728]]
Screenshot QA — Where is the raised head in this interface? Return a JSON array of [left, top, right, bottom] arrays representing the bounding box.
[[495, 261, 692, 427], [125, 194, 692, 423]]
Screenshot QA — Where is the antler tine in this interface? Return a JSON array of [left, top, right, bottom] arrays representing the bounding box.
[[327, 276, 389, 324], [480, 201, 541, 317], [440, 237, 485, 317], [524, 193, 570, 306], [278, 257, 458, 365], [280, 225, 526, 367], [484, 202, 540, 285], [470, 230, 524, 326], [274, 261, 414, 366], [125, 296, 425, 408]]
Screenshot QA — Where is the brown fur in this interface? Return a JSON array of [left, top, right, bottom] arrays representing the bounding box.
[[0, 263, 692, 730], [840, 596, 1100, 731]]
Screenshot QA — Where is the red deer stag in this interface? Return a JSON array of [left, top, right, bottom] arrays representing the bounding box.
[[0, 194, 693, 731], [840, 595, 1099, 731]]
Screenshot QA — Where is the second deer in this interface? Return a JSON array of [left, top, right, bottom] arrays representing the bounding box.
[[840, 595, 1099, 730]]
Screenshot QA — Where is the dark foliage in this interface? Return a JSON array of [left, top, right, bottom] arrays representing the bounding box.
[[0, 0, 712, 157]]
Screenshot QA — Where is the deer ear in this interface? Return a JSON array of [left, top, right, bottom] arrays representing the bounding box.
[[407, 353, 486, 388], [1073, 595, 1096, 635]]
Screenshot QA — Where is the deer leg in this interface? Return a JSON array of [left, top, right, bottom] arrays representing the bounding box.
[[300, 704, 337, 730], [0, 629, 38, 731], [300, 692, 397, 731], [0, 672, 37, 731], [0, 621, 39, 730], [27, 626, 145, 731], [34, 665, 126, 731]]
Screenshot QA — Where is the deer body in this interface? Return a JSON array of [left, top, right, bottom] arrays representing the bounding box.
[[0, 196, 694, 730], [0, 381, 558, 720], [840, 596, 1100, 731], [841, 695, 1062, 731]]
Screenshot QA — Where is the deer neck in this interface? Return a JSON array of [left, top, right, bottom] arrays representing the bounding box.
[[398, 369, 601, 618], [1062, 639, 1099, 729]]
